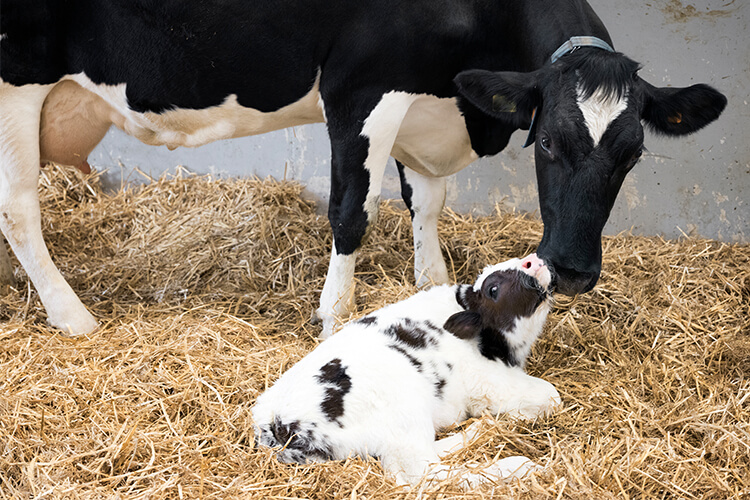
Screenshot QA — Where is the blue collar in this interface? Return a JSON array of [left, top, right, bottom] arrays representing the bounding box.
[[522, 36, 615, 148], [549, 36, 615, 64]]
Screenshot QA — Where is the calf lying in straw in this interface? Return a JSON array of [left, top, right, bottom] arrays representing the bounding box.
[[252, 254, 560, 486]]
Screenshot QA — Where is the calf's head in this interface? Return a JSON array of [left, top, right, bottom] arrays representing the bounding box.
[[455, 49, 727, 295], [445, 254, 554, 366]]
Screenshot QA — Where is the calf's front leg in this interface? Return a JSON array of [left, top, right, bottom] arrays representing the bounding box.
[[483, 369, 562, 421]]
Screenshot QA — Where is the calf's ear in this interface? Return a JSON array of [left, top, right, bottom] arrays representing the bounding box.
[[454, 69, 542, 130], [444, 311, 482, 339], [641, 81, 727, 136]]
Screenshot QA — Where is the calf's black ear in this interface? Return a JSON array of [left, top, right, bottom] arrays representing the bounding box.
[[641, 81, 727, 136], [444, 311, 482, 339], [454, 69, 542, 130]]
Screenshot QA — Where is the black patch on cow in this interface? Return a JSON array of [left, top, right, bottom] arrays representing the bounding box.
[[396, 161, 415, 219], [356, 316, 377, 326], [384, 318, 436, 349], [388, 344, 423, 372], [315, 358, 351, 425]]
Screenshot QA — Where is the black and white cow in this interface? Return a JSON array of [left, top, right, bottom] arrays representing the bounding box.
[[252, 254, 559, 485], [0, 0, 726, 337]]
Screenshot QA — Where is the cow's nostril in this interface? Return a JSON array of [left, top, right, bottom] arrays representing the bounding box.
[[523, 261, 532, 269]]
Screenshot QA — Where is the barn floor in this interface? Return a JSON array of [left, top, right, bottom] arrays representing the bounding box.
[[1, 165, 748, 499]]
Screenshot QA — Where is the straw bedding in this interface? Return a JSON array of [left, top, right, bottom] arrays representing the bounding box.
[[1, 164, 748, 499]]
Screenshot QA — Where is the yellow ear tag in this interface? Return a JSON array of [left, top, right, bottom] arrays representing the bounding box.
[[668, 112, 683, 124], [492, 94, 517, 113]]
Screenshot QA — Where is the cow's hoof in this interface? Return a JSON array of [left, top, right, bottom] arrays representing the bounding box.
[[311, 309, 338, 340], [47, 312, 100, 337]]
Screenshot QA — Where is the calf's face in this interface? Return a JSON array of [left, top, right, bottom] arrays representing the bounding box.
[[445, 254, 553, 357]]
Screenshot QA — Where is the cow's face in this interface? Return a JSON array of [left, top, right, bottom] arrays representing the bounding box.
[[455, 50, 726, 295]]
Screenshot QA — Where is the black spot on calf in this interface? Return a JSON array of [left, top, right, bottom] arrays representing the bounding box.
[[315, 358, 352, 425], [356, 316, 377, 326], [389, 344, 423, 372], [384, 318, 436, 349], [434, 378, 446, 398]]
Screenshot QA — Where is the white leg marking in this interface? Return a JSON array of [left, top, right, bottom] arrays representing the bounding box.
[[316, 245, 357, 339], [401, 169, 449, 287], [0, 83, 98, 335], [360, 92, 419, 228], [576, 84, 629, 147]]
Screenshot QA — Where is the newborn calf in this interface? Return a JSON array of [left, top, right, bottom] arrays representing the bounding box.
[[252, 254, 560, 486]]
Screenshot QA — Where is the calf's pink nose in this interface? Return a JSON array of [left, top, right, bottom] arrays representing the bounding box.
[[520, 253, 545, 272]]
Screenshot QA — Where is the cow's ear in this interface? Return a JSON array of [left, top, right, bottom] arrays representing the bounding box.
[[641, 81, 727, 136], [444, 311, 482, 339], [454, 69, 541, 129]]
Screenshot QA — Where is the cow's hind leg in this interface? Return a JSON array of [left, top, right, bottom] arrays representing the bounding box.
[[0, 233, 15, 293], [0, 83, 98, 335], [396, 162, 450, 287], [315, 91, 417, 338]]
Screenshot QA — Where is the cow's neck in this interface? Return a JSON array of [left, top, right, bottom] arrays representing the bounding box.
[[510, 0, 612, 71]]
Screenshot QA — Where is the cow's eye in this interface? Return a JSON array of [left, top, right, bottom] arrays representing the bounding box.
[[488, 285, 499, 300], [627, 147, 643, 170], [539, 135, 553, 156]]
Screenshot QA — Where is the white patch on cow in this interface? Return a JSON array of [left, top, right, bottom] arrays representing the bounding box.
[[65, 72, 325, 150], [576, 84, 628, 147], [0, 82, 98, 335], [399, 168, 450, 287], [317, 245, 357, 339], [392, 95, 478, 177], [360, 92, 419, 227]]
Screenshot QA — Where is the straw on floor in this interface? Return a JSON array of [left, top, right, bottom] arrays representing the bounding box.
[[0, 164, 748, 499]]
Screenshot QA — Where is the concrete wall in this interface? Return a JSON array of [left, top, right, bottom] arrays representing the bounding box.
[[90, 0, 749, 242]]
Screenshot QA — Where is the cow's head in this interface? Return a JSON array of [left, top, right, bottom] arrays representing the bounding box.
[[455, 49, 727, 295]]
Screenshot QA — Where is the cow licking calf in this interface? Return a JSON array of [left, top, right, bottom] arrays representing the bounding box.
[[252, 254, 560, 486]]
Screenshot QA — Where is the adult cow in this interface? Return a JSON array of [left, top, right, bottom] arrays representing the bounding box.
[[0, 0, 726, 338]]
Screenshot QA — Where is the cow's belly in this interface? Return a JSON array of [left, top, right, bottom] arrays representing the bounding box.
[[391, 95, 478, 178], [42, 73, 325, 161]]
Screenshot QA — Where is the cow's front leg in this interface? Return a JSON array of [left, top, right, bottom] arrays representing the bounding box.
[[396, 162, 449, 287], [315, 91, 418, 338], [0, 83, 98, 335]]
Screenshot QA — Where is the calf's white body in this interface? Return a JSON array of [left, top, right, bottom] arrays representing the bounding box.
[[252, 256, 561, 485]]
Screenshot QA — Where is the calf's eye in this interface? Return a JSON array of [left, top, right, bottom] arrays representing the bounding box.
[[488, 285, 499, 300]]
